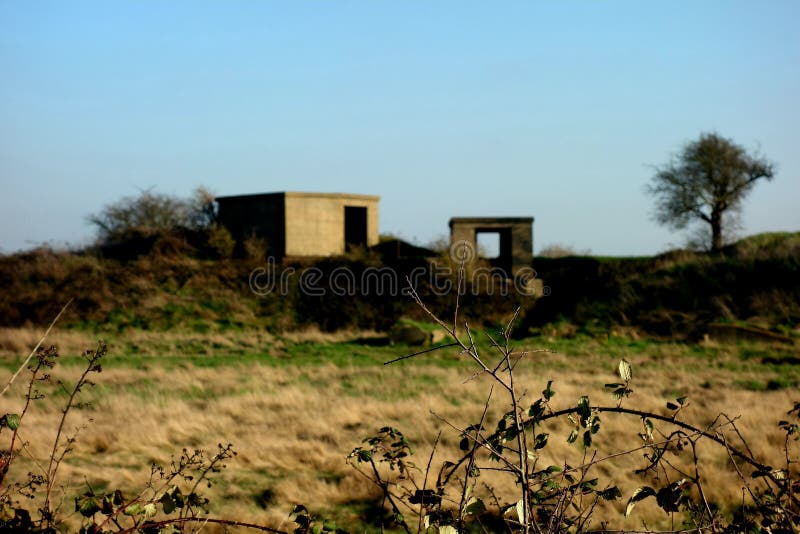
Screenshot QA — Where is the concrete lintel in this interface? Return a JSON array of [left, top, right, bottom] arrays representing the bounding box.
[[449, 216, 534, 227], [217, 191, 380, 202]]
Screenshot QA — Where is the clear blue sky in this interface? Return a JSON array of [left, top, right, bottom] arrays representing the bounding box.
[[1, 1, 798, 255]]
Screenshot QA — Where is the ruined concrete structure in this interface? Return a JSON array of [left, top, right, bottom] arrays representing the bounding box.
[[216, 191, 535, 271], [216, 192, 379, 258], [449, 217, 534, 275]]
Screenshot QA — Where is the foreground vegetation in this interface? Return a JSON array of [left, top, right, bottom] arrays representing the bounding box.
[[2, 319, 798, 532], [2, 231, 798, 531]]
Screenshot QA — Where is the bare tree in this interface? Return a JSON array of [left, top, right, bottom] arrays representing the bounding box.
[[647, 132, 775, 252], [88, 187, 216, 243]]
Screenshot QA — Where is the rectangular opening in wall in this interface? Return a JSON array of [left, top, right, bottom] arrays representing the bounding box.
[[476, 231, 500, 258], [476, 228, 513, 274], [344, 206, 368, 250]]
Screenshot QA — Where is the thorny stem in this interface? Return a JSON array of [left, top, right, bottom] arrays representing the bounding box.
[[418, 431, 441, 534], [397, 276, 796, 531], [719, 432, 759, 505], [429, 410, 525, 480], [504, 338, 530, 534], [117, 516, 287, 533], [367, 458, 412, 534], [43, 343, 103, 522], [186, 444, 235, 512], [5, 348, 50, 473], [689, 439, 717, 532], [457, 384, 493, 526]]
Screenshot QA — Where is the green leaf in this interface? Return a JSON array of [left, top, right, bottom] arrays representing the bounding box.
[[655, 479, 689, 513], [439, 526, 458, 534], [123, 503, 142, 516], [75, 492, 101, 518], [580, 478, 599, 493], [503, 426, 519, 442], [618, 359, 632, 382], [577, 396, 591, 426], [465, 497, 486, 516], [542, 380, 555, 401], [583, 430, 592, 448], [676, 396, 688, 406], [598, 486, 623, 501], [459, 437, 470, 451], [311, 523, 322, 534], [160, 493, 176, 515], [0, 506, 15, 521], [625, 486, 656, 517], [567, 429, 579, 444], [4, 414, 21, 431], [533, 433, 549, 450], [666, 401, 679, 411], [577, 396, 590, 415], [529, 400, 545, 420]]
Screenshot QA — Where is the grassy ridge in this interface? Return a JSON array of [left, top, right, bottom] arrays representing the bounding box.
[[0, 232, 798, 338]]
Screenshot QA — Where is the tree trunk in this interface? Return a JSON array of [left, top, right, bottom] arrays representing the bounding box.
[[710, 208, 723, 253]]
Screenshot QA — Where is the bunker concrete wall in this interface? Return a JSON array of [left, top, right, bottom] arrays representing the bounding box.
[[217, 191, 379, 258], [283, 194, 379, 257], [216, 194, 285, 257], [449, 217, 533, 275]]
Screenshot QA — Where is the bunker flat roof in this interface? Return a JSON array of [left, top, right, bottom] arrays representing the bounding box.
[[216, 191, 380, 202], [449, 216, 534, 226]]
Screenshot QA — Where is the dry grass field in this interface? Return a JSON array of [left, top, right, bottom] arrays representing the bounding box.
[[1, 325, 799, 532]]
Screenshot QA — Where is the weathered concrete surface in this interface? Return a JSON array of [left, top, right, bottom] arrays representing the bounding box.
[[217, 191, 379, 258], [449, 217, 534, 275]]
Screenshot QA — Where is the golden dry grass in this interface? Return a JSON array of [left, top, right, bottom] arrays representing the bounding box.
[[2, 331, 798, 532]]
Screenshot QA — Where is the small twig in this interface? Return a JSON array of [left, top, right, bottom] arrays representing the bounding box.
[[384, 343, 459, 365], [43, 342, 104, 521], [367, 458, 413, 534], [418, 431, 441, 534], [1, 299, 71, 397], [117, 517, 287, 533], [453, 241, 467, 336], [689, 438, 717, 532], [457, 385, 494, 525], [429, 410, 524, 479], [504, 344, 530, 534]]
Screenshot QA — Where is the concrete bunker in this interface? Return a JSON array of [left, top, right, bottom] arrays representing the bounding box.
[[216, 191, 379, 258], [449, 217, 534, 275]]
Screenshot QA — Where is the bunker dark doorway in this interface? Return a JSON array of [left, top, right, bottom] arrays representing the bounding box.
[[344, 206, 368, 250], [476, 228, 513, 275]]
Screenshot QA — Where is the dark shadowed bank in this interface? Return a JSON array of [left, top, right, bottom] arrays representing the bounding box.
[[1, 231, 798, 340]]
